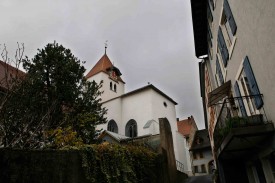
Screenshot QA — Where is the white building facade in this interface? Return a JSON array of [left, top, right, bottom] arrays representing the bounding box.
[[86, 53, 182, 165], [190, 0, 275, 182]]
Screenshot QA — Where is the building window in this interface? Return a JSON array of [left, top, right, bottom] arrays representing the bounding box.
[[110, 82, 113, 90], [199, 152, 204, 158], [201, 164, 206, 173], [114, 84, 117, 92], [223, 0, 237, 36], [107, 120, 118, 133], [217, 27, 229, 67], [224, 18, 234, 44], [207, 1, 213, 59], [234, 82, 247, 117], [193, 152, 197, 160], [216, 55, 224, 86], [218, 0, 237, 60], [194, 166, 198, 173], [235, 56, 263, 116], [125, 119, 137, 138]]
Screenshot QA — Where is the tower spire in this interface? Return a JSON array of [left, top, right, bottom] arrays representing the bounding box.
[[104, 40, 108, 55]]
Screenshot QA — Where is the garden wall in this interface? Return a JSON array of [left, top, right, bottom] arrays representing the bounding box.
[[0, 145, 164, 183]]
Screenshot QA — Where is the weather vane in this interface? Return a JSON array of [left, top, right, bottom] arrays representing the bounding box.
[[105, 40, 108, 54]]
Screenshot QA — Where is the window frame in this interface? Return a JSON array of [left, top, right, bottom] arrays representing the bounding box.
[[234, 57, 262, 116], [194, 166, 199, 173], [215, 55, 225, 86], [218, 1, 237, 60], [114, 84, 117, 92], [207, 1, 214, 60], [201, 164, 206, 173], [107, 120, 118, 133], [193, 152, 197, 160], [125, 119, 138, 138], [199, 151, 204, 158], [110, 81, 113, 90], [215, 51, 227, 83]]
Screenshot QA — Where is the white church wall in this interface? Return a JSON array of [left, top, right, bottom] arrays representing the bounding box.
[[150, 90, 179, 162], [146, 120, 159, 135], [87, 72, 124, 103], [121, 89, 153, 136], [99, 87, 178, 138], [99, 98, 123, 133]]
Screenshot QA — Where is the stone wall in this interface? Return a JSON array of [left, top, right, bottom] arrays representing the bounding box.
[[0, 147, 167, 183]]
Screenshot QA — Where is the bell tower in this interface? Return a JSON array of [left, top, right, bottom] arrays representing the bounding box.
[[86, 51, 125, 102]]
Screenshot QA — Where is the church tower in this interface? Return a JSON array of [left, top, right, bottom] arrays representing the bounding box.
[[86, 53, 125, 102]]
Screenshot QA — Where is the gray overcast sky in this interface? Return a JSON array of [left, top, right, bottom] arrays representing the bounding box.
[[1, 0, 204, 129]]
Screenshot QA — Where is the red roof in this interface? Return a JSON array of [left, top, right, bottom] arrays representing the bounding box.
[[86, 54, 124, 83], [0, 60, 25, 91], [177, 116, 198, 137]]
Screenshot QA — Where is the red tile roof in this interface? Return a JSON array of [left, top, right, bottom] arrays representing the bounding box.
[[177, 116, 198, 137], [85, 54, 124, 83], [0, 60, 25, 91]]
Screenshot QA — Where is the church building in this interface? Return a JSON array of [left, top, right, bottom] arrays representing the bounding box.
[[86, 52, 181, 163]]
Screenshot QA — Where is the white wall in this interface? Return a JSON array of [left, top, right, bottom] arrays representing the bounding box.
[[209, 0, 275, 127], [176, 132, 192, 175], [121, 89, 153, 136], [96, 85, 181, 168], [88, 72, 125, 103], [192, 149, 213, 175], [97, 98, 123, 133], [150, 89, 179, 161]]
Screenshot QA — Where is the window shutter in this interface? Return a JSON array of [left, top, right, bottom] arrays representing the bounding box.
[[234, 82, 247, 117], [243, 56, 263, 109], [216, 56, 224, 85], [208, 32, 212, 48], [218, 27, 229, 67], [224, 0, 237, 35], [208, 48, 212, 59], [207, 23, 212, 39]]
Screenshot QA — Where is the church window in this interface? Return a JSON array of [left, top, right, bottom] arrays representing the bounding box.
[[110, 82, 113, 90], [107, 120, 118, 133], [163, 102, 167, 107], [114, 84, 117, 92], [125, 119, 137, 138]]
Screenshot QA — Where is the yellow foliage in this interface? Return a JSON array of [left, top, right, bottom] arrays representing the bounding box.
[[47, 126, 83, 148]]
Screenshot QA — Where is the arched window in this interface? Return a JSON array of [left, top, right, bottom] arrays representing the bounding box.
[[110, 82, 113, 90], [125, 119, 137, 138], [114, 84, 117, 92], [107, 120, 118, 133]]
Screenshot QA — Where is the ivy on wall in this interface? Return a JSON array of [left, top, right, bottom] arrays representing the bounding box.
[[0, 144, 161, 183], [76, 143, 158, 183]]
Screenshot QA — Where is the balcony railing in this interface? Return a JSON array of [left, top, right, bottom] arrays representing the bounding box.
[[176, 160, 185, 173], [213, 96, 270, 151]]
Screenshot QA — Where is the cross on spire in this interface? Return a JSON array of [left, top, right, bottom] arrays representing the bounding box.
[[105, 40, 108, 55]]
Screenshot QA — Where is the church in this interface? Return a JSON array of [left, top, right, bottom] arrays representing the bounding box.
[[86, 51, 181, 163]]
